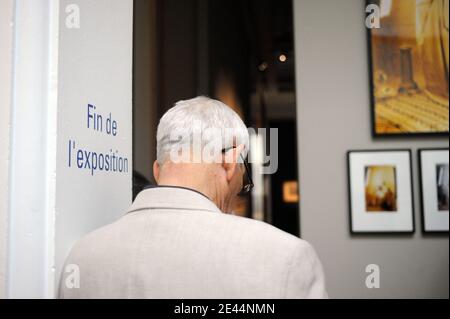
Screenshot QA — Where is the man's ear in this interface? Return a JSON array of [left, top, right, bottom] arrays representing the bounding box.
[[222, 144, 245, 182], [153, 160, 160, 183]]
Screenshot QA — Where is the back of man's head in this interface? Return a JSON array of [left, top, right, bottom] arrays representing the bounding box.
[[156, 96, 249, 165]]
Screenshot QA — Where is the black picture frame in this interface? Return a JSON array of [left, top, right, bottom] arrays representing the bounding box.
[[347, 149, 415, 234], [418, 148, 449, 234], [366, 0, 449, 138]]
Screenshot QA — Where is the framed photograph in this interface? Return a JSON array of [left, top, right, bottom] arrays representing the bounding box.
[[348, 150, 414, 233], [418, 148, 449, 233], [367, 0, 449, 136]]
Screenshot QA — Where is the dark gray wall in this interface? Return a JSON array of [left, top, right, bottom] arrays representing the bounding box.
[[294, 0, 449, 298], [133, 0, 158, 182]]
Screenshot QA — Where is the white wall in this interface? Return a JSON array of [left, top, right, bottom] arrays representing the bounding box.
[[294, 0, 449, 298], [54, 0, 133, 296], [6, 0, 133, 298], [7, 0, 60, 298], [0, 0, 14, 300]]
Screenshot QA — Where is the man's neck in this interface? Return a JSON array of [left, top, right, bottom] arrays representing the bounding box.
[[157, 162, 227, 212], [157, 178, 211, 201]]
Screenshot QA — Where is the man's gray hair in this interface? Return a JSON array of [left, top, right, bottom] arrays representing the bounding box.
[[156, 96, 250, 164]]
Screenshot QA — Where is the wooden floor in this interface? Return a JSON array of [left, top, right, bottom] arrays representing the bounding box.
[[375, 92, 449, 134]]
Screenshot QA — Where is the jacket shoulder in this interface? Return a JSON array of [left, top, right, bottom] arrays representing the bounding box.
[[213, 213, 310, 252]]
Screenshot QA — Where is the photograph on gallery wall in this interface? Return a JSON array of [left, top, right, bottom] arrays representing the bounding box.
[[347, 150, 414, 233], [418, 148, 449, 233], [367, 0, 449, 136]]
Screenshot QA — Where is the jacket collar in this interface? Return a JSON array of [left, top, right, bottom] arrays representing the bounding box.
[[127, 185, 222, 214]]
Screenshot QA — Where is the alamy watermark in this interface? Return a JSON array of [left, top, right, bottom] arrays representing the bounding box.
[[365, 4, 381, 29], [65, 4, 80, 29], [365, 264, 380, 289], [163, 123, 279, 175], [64, 263, 80, 289]]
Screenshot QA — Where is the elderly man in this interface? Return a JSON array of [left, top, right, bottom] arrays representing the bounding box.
[[60, 96, 327, 299]]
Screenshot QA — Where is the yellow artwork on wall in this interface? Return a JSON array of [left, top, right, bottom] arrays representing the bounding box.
[[368, 0, 449, 135]]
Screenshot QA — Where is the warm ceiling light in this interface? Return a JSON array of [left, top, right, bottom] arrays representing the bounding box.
[[278, 54, 287, 62], [258, 62, 268, 72]]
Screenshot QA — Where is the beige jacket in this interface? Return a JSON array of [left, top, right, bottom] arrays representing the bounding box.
[[59, 186, 327, 298]]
